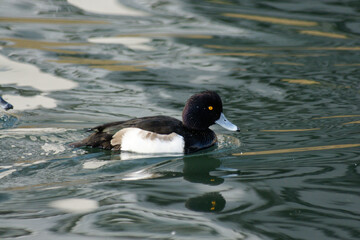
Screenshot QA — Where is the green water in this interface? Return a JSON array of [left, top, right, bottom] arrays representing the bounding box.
[[1, 0, 360, 239]]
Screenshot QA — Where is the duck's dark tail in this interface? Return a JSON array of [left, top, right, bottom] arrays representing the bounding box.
[[69, 131, 114, 150], [0, 96, 13, 111]]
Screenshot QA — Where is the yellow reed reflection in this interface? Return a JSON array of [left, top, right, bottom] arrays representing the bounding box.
[[233, 143, 360, 156], [305, 46, 360, 51], [1, 38, 87, 54], [299, 30, 347, 39], [208, 0, 232, 5], [313, 115, 360, 119], [342, 120, 360, 125], [51, 56, 146, 72], [335, 63, 360, 67], [203, 52, 269, 57], [51, 57, 120, 65], [222, 13, 318, 26], [273, 62, 304, 66], [261, 128, 320, 132], [204, 45, 360, 51], [117, 33, 213, 39], [201, 52, 327, 58], [282, 79, 320, 85], [90, 65, 146, 72], [2, 39, 147, 72]]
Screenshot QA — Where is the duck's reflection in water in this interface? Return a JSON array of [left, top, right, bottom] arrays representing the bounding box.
[[135, 155, 231, 212], [111, 153, 241, 213], [183, 155, 224, 185], [182, 156, 226, 212], [186, 192, 226, 212]]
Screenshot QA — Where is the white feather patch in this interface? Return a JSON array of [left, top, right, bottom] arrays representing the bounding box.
[[111, 128, 184, 154]]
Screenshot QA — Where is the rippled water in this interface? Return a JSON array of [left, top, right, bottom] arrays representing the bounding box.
[[1, 0, 360, 239]]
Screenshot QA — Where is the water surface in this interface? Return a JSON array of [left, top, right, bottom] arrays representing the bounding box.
[[1, 0, 360, 239]]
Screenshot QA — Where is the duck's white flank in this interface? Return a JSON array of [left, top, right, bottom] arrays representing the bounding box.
[[111, 128, 185, 154]]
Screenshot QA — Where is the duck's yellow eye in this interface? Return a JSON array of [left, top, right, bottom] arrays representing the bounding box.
[[208, 106, 213, 111]]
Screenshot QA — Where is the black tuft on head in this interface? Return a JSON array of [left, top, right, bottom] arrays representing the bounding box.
[[182, 91, 223, 130]]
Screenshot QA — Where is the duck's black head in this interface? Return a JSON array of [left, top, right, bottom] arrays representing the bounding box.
[[182, 91, 238, 131]]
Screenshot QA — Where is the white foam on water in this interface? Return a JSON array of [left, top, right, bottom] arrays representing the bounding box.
[[41, 143, 66, 155], [88, 37, 154, 51], [2, 94, 57, 111], [0, 165, 12, 169], [0, 55, 77, 92], [68, 0, 148, 16], [83, 160, 111, 169], [49, 198, 99, 213], [0, 54, 78, 110], [0, 169, 16, 179], [122, 169, 160, 181]]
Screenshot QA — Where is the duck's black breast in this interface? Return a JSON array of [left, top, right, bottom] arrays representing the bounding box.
[[72, 115, 217, 153], [181, 128, 217, 154]]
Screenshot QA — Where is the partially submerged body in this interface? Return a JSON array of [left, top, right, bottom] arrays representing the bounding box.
[[71, 116, 217, 154]]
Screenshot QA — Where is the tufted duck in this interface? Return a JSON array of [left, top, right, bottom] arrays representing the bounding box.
[[71, 91, 239, 154]]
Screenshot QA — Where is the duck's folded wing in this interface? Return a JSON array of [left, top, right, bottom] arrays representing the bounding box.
[[93, 116, 181, 134], [70, 116, 183, 149]]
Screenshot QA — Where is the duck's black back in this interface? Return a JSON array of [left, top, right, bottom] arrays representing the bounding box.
[[93, 116, 183, 135]]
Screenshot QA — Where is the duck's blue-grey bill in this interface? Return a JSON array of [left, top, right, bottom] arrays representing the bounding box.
[[0, 96, 13, 111], [215, 113, 239, 131]]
